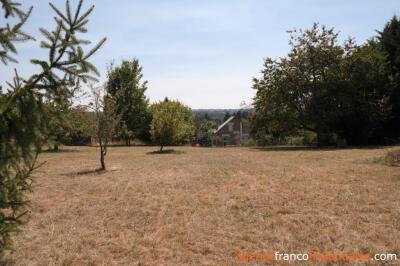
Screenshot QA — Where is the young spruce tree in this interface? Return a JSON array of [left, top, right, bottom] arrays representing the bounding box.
[[0, 0, 105, 254]]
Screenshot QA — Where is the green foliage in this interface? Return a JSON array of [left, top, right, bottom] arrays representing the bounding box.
[[210, 135, 222, 146], [254, 135, 284, 146], [0, 0, 34, 64], [379, 16, 400, 77], [286, 136, 304, 146], [35, 100, 96, 149], [302, 131, 317, 146], [195, 115, 217, 146], [252, 23, 391, 146], [65, 106, 94, 145], [0, 0, 104, 254], [150, 100, 195, 151], [284, 131, 317, 146], [378, 16, 400, 139], [330, 40, 390, 144], [42, 101, 71, 150], [223, 112, 231, 122], [240, 138, 257, 147], [42, 102, 96, 148], [106, 59, 151, 144], [0, 81, 43, 253]]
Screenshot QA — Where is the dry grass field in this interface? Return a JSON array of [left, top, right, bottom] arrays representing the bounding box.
[[2, 146, 400, 265]]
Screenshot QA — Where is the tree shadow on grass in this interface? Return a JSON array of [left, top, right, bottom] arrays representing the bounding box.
[[250, 145, 391, 152], [41, 148, 80, 153], [146, 149, 185, 155], [62, 168, 108, 177], [250, 146, 317, 152]]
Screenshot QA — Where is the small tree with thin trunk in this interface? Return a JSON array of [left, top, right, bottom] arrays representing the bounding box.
[[88, 84, 118, 170]]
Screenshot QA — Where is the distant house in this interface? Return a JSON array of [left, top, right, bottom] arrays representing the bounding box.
[[213, 115, 250, 146]]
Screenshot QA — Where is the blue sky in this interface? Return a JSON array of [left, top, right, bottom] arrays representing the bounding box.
[[1, 0, 399, 108]]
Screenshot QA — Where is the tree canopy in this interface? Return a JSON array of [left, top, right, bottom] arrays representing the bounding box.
[[150, 99, 195, 151], [106, 59, 151, 144], [379, 16, 400, 139], [252, 23, 393, 146]]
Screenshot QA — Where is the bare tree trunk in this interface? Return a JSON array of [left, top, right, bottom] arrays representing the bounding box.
[[160, 144, 163, 152], [100, 151, 105, 170], [99, 141, 106, 170]]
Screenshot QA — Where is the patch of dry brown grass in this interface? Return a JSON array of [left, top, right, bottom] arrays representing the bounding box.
[[3, 146, 400, 265]]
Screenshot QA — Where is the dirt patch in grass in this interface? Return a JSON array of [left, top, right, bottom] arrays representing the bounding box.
[[4, 146, 400, 265]]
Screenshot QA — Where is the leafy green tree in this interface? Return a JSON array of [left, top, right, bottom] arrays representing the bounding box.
[[0, 0, 105, 254], [65, 105, 94, 145], [195, 115, 217, 146], [330, 40, 390, 144], [41, 101, 97, 149], [252, 23, 390, 146], [379, 16, 400, 78], [378, 16, 400, 139], [106, 59, 151, 145], [42, 100, 72, 151], [150, 99, 195, 152]]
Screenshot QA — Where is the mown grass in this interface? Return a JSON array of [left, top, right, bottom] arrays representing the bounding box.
[[3, 146, 400, 265]]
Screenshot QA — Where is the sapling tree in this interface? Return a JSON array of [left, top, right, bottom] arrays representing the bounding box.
[[88, 84, 119, 170], [0, 0, 105, 254]]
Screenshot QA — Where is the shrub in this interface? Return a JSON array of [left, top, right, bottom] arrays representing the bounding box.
[[286, 136, 304, 146], [256, 135, 282, 146], [385, 150, 400, 166], [241, 138, 257, 147], [210, 135, 222, 146], [303, 131, 317, 146]]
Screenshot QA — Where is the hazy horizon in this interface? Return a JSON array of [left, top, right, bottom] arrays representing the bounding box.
[[1, 0, 399, 108]]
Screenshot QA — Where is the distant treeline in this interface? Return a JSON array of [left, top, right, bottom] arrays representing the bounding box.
[[193, 109, 240, 120], [193, 109, 253, 121]]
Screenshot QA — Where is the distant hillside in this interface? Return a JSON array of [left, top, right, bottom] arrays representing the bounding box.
[[192, 109, 240, 120]]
